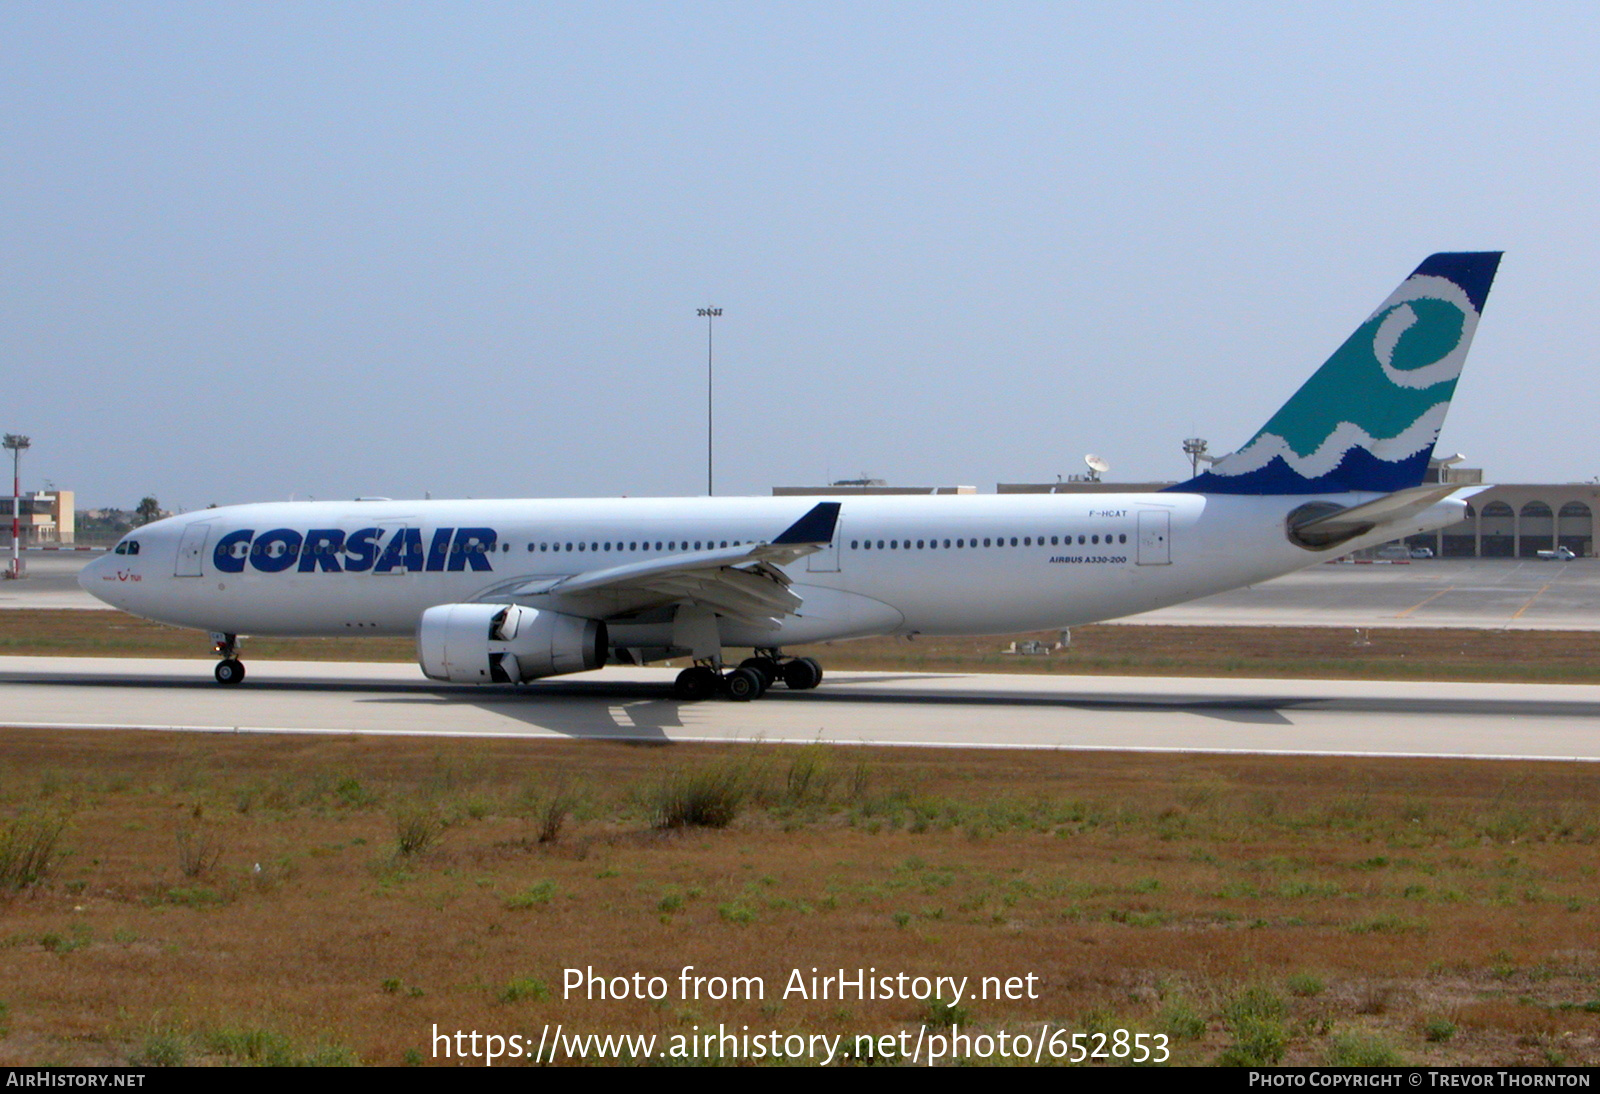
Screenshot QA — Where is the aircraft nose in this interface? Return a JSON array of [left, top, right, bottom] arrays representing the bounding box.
[[78, 553, 116, 601]]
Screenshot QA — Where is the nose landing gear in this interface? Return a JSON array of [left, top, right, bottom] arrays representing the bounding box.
[[211, 632, 245, 685]]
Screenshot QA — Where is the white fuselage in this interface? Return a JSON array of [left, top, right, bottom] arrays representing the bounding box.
[[79, 490, 1464, 650]]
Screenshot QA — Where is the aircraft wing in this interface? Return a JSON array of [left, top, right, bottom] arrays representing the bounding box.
[[482, 502, 840, 628]]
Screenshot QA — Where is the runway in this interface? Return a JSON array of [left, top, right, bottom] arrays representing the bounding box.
[[4, 657, 1599, 761]]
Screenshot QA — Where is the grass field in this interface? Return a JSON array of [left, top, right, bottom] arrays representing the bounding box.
[[1, 732, 1598, 1066], [1, 610, 1598, 1066]]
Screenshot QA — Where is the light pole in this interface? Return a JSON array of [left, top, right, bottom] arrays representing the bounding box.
[[3, 435, 29, 580], [697, 307, 721, 495]]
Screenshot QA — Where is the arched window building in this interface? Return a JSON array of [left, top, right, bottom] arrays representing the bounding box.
[[1409, 484, 1598, 558]]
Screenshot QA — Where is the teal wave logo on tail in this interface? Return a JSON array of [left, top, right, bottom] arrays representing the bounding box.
[[1175, 252, 1502, 495]]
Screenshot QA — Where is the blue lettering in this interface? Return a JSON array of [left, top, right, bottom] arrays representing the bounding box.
[[374, 527, 424, 573], [250, 529, 303, 574], [343, 528, 382, 572], [216, 525, 500, 575], [213, 529, 252, 574], [298, 528, 346, 573], [449, 527, 498, 572], [426, 528, 454, 572]]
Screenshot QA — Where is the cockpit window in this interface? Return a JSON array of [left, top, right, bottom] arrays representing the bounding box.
[[113, 540, 141, 556]]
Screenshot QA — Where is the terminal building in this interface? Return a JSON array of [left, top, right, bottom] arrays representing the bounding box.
[[0, 490, 75, 546]]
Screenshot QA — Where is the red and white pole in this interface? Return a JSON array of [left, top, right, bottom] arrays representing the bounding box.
[[3, 435, 29, 580]]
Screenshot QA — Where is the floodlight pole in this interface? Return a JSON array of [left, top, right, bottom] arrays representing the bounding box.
[[697, 307, 722, 495], [3, 435, 29, 580]]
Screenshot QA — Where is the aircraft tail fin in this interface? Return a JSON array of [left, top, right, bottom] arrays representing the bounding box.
[[1173, 252, 1502, 495]]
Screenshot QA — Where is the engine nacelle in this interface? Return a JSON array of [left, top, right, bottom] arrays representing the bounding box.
[[417, 603, 608, 684]]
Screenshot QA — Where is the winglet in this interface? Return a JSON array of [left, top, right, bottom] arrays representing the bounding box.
[[773, 502, 841, 545]]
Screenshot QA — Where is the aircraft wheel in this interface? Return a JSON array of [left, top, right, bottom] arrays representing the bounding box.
[[722, 667, 765, 702], [782, 657, 822, 690], [214, 659, 246, 686], [738, 657, 779, 690], [673, 666, 719, 701]]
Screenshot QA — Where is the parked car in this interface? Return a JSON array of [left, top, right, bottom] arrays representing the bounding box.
[[1536, 546, 1577, 561], [1409, 547, 1434, 559]]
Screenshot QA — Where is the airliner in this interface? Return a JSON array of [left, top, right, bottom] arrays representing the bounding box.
[[81, 252, 1502, 700]]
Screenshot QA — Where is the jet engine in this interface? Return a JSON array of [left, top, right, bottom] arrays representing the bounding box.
[[418, 603, 608, 684]]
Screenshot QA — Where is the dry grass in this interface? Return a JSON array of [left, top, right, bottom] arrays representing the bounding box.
[[13, 609, 1600, 684], [0, 729, 1597, 1066]]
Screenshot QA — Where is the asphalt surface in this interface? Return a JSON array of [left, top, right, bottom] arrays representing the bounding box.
[[3, 658, 1597, 761]]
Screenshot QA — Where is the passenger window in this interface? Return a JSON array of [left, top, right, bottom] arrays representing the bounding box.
[[1024, 537, 1031, 546], [1092, 535, 1100, 544], [1010, 537, 1018, 547]]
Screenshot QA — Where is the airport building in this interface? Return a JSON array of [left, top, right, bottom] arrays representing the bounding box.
[[0, 490, 75, 545]]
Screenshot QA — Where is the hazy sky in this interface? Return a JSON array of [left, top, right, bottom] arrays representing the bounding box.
[[5, 3, 1598, 510]]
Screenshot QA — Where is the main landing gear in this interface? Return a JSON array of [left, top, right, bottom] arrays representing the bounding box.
[[672, 650, 823, 702], [211, 632, 246, 686]]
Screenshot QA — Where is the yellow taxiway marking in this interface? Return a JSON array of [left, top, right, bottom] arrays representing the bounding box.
[[1394, 586, 1456, 618], [1508, 582, 1554, 623]]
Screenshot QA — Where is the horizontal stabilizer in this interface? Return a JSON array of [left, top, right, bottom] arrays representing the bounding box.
[[1288, 484, 1483, 548]]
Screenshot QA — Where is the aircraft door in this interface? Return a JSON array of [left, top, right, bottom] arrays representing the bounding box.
[[1137, 511, 1171, 566], [174, 523, 211, 577], [807, 516, 842, 573], [370, 525, 413, 576]]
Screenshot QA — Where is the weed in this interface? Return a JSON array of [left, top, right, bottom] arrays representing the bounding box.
[[498, 978, 550, 1004], [652, 761, 756, 829], [1326, 1031, 1403, 1066], [1422, 1017, 1457, 1043], [204, 1026, 357, 1066], [784, 745, 837, 803], [1217, 986, 1289, 1066], [1346, 914, 1427, 935], [0, 810, 65, 888], [175, 826, 222, 878], [163, 885, 226, 907], [334, 777, 377, 808], [393, 802, 445, 856], [536, 783, 579, 844], [138, 1031, 188, 1067], [922, 996, 972, 1028], [505, 880, 558, 910], [718, 901, 756, 925], [1287, 973, 1326, 997], [40, 923, 91, 954], [1161, 998, 1206, 1040]]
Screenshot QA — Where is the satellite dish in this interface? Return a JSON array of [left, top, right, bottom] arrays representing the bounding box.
[[1085, 454, 1110, 481]]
